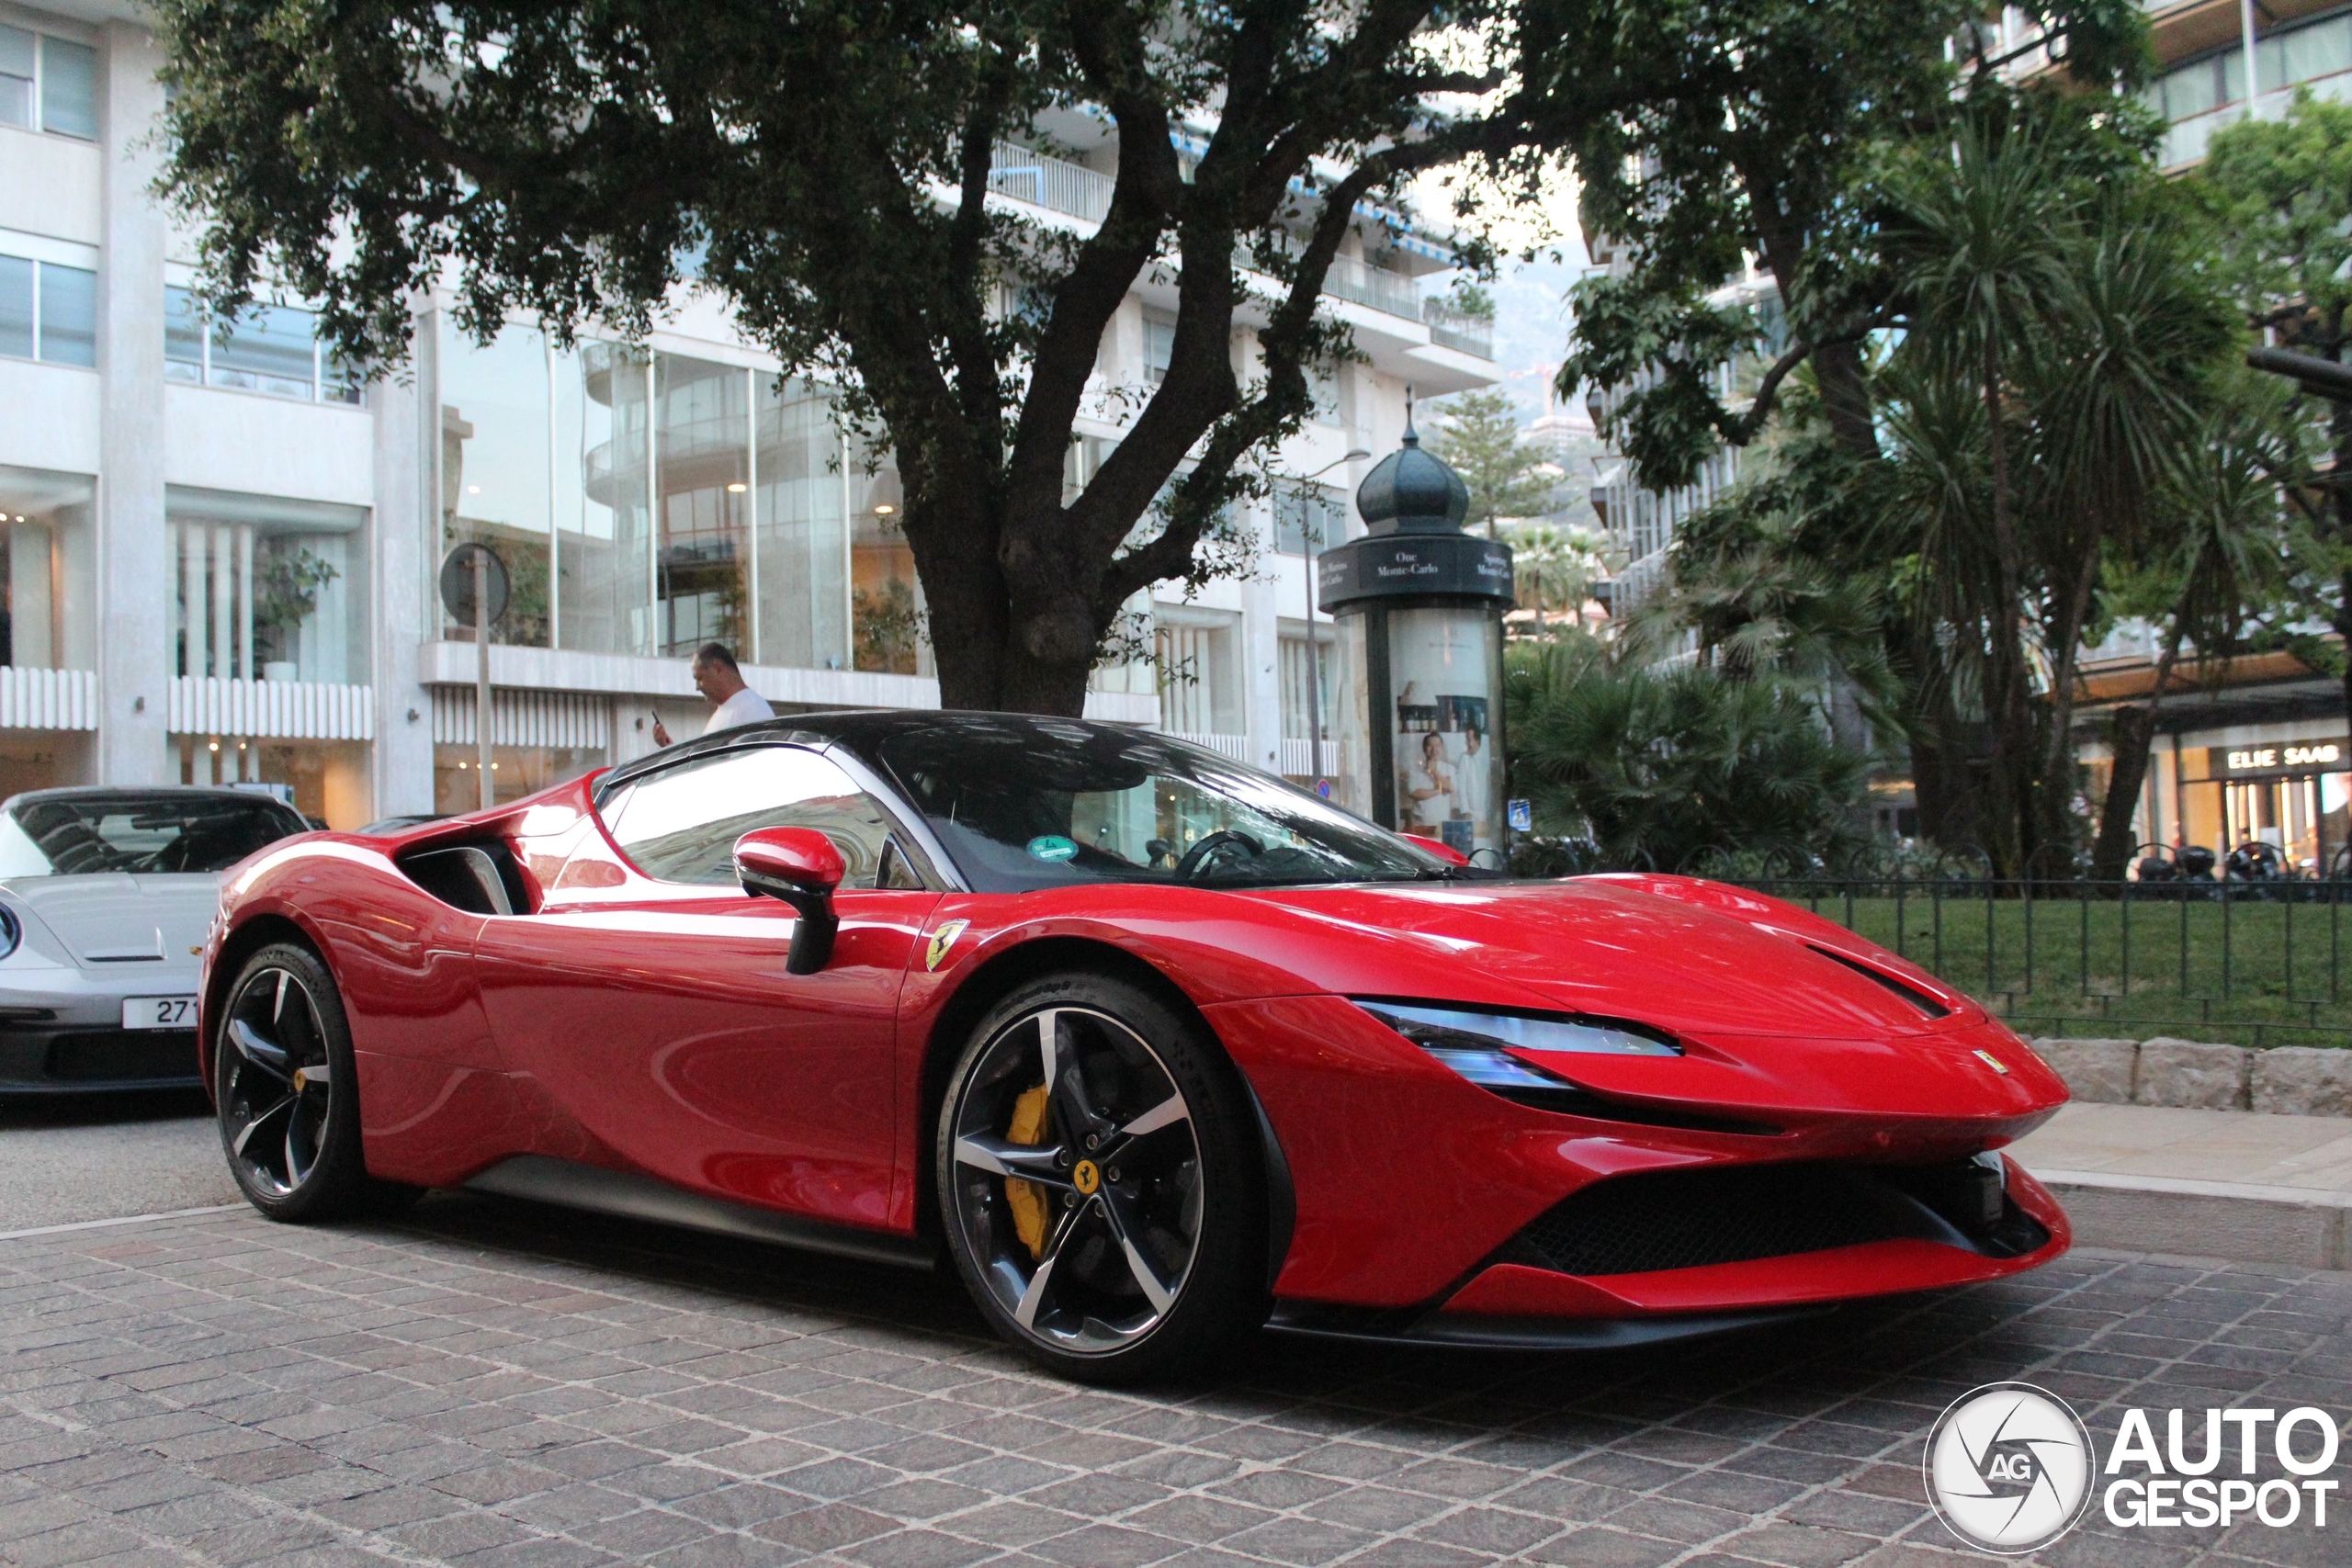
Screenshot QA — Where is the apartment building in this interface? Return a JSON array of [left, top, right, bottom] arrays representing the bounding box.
[[0, 6, 1497, 826]]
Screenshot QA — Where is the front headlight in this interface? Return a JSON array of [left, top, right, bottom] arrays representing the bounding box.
[[1355, 1000, 1681, 1063]]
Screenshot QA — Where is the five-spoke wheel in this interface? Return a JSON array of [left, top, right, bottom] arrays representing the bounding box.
[[938, 972, 1265, 1382], [215, 942, 410, 1221]]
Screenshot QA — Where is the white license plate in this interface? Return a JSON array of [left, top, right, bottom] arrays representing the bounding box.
[[122, 996, 198, 1031]]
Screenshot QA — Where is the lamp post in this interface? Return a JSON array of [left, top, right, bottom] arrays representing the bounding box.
[[1295, 448, 1370, 786]]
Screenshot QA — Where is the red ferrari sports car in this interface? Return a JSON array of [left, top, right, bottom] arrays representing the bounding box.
[[200, 712, 2069, 1382]]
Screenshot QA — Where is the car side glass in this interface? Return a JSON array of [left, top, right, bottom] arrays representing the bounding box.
[[601, 746, 902, 888]]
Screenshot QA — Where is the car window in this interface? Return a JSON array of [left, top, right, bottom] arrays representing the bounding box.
[[599, 745, 915, 888], [0, 794, 307, 876]]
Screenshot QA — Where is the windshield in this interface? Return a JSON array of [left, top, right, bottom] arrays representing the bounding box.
[[0, 794, 307, 877], [875, 718, 1441, 892]]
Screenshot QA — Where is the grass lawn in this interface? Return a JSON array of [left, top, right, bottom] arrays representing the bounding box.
[[1757, 889, 2352, 1048]]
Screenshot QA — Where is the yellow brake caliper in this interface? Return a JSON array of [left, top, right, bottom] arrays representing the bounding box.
[[1003, 1083, 1051, 1259]]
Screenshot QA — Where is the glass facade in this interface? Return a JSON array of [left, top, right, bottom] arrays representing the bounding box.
[[2146, 10, 2352, 167], [440, 322, 859, 669], [0, 465, 96, 671]]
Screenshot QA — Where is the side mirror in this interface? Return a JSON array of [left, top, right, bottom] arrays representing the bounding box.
[[1398, 831, 1470, 867], [734, 827, 844, 974]]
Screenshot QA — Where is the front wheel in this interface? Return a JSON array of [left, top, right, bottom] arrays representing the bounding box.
[[936, 972, 1267, 1383], [215, 942, 411, 1222]]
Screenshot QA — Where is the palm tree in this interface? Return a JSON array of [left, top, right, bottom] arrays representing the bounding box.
[[1879, 99, 2077, 875]]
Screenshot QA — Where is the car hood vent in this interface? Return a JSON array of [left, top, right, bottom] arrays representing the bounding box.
[[1805, 945, 1951, 1019]]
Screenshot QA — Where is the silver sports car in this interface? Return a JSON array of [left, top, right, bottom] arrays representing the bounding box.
[[0, 787, 310, 1093]]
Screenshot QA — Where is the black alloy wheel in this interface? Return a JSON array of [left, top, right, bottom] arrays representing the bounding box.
[[215, 942, 411, 1221], [938, 972, 1267, 1382]]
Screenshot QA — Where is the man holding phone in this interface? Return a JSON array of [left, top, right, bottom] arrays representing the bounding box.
[[650, 642, 774, 747]]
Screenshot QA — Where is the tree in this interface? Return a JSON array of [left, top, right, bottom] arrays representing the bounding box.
[[1504, 520, 1615, 632], [1423, 390, 1557, 538], [2086, 398, 2301, 879], [1555, 1, 2146, 483], [1504, 634, 1871, 874], [2201, 94, 2352, 733], [154, 0, 1718, 716]]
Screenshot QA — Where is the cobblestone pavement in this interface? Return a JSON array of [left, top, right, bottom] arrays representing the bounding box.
[[2, 1195, 2346, 1568]]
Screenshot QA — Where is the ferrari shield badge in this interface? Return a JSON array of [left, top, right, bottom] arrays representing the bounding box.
[[925, 919, 970, 972]]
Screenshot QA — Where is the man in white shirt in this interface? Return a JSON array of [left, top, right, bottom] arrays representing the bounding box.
[[651, 642, 775, 746]]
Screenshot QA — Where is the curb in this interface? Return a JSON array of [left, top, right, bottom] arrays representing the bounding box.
[[2027, 1167, 2352, 1270]]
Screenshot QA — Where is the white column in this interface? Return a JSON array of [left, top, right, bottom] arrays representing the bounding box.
[[210, 524, 233, 679], [1241, 502, 1283, 775], [2242, 0, 2263, 120], [95, 24, 172, 784], [235, 525, 254, 679], [179, 522, 206, 682], [370, 299, 436, 817]]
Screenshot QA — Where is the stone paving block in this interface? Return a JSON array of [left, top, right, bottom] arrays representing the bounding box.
[[2134, 1036, 2253, 1109]]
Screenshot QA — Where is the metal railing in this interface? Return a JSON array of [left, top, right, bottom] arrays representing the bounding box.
[[1422, 298, 1496, 359], [1722, 876, 2352, 1047], [1320, 254, 1422, 321], [989, 141, 1114, 224]]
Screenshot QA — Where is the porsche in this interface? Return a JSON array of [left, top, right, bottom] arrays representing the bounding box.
[[200, 711, 2069, 1382]]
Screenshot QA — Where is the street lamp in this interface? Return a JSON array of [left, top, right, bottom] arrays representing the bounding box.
[[1295, 448, 1370, 786]]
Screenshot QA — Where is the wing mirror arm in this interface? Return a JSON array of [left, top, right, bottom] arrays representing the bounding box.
[[733, 829, 845, 975]]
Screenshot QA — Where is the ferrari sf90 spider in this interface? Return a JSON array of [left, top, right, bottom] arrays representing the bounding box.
[[201, 712, 2068, 1381]]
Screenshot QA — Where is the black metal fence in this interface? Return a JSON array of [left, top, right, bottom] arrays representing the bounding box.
[[1723, 877, 2351, 1048]]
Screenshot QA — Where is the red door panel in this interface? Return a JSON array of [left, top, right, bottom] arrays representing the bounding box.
[[472, 880, 936, 1231]]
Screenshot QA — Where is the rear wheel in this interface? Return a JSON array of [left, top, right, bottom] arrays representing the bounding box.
[[215, 942, 410, 1221], [936, 972, 1266, 1383]]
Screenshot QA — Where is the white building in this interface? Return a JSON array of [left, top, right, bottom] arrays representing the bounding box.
[[0, 6, 1498, 826]]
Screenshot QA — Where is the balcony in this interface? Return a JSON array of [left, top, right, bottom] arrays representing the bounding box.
[[988, 141, 1495, 359]]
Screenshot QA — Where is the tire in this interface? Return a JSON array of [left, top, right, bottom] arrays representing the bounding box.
[[935, 970, 1267, 1383], [214, 942, 408, 1222]]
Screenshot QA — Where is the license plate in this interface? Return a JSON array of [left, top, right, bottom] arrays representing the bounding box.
[[122, 997, 198, 1031]]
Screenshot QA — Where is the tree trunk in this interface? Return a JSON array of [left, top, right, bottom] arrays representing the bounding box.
[[2088, 705, 2156, 883], [1979, 333, 2031, 878]]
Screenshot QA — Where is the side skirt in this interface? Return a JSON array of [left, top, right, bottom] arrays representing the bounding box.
[[463, 1156, 936, 1271]]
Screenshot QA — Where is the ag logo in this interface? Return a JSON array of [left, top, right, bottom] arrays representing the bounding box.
[[925, 919, 970, 973], [1925, 1382, 2097, 1555]]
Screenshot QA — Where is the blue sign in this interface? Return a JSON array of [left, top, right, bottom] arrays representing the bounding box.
[[1316, 778, 1333, 800], [1507, 798, 1532, 832]]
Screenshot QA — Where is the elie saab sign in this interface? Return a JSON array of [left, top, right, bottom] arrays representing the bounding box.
[[2209, 739, 2350, 780]]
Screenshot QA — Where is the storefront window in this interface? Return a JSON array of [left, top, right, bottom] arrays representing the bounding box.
[[557, 341, 651, 655], [0, 465, 96, 670], [179, 739, 370, 829], [433, 744, 605, 814], [655, 355, 751, 657], [167, 490, 369, 684], [852, 451, 925, 675], [438, 320, 551, 646]]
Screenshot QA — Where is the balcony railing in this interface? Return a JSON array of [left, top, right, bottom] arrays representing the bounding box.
[[1423, 299, 1495, 359], [989, 142, 1483, 349], [1320, 254, 1421, 321], [989, 141, 1114, 224], [0, 668, 97, 730], [169, 676, 374, 740]]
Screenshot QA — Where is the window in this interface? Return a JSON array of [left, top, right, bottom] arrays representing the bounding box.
[[0, 28, 31, 128], [164, 287, 365, 404], [1274, 483, 1340, 556], [168, 488, 369, 684], [39, 37, 94, 140], [0, 792, 306, 878], [599, 744, 917, 889], [1143, 310, 1176, 384], [1306, 359, 1340, 424], [0, 26, 95, 139], [0, 463, 98, 671], [0, 258, 94, 367]]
